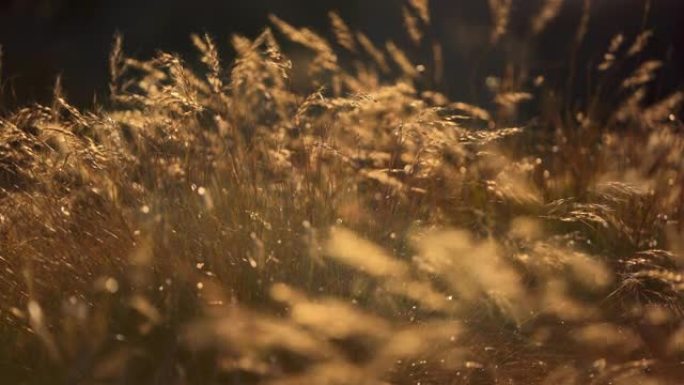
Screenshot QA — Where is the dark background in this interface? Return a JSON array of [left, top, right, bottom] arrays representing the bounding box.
[[1, 0, 683, 108]]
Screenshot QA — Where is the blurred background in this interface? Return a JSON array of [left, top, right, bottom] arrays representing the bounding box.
[[0, 0, 682, 108]]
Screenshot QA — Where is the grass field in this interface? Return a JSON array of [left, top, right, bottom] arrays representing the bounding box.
[[1, 1, 683, 384]]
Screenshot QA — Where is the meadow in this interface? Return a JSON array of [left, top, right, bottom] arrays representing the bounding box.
[[1, 0, 683, 383]]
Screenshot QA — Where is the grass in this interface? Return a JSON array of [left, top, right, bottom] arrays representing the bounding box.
[[1, 1, 683, 384]]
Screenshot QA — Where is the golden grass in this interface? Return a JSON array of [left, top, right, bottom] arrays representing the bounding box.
[[0, 1, 683, 384]]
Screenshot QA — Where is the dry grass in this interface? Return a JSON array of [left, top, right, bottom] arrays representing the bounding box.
[[1, 1, 683, 384]]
